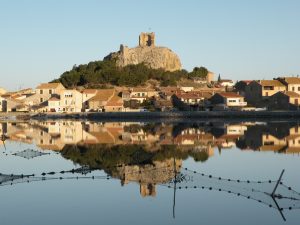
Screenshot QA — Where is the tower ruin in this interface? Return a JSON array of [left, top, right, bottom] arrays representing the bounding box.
[[139, 32, 155, 47]]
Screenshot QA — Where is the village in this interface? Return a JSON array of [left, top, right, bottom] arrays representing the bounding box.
[[1, 75, 300, 113]]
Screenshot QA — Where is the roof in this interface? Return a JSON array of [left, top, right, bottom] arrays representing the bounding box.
[[216, 92, 243, 98], [82, 89, 98, 94], [36, 83, 64, 89], [238, 80, 252, 85], [280, 77, 300, 84], [176, 91, 212, 99], [259, 80, 285, 87], [219, 79, 233, 82], [131, 88, 155, 93], [48, 97, 60, 101], [106, 94, 123, 107], [159, 87, 181, 92], [89, 89, 115, 102], [283, 91, 300, 98]]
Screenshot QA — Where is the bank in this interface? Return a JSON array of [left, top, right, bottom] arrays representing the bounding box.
[[25, 111, 300, 122]]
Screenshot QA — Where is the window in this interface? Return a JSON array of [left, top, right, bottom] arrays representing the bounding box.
[[264, 86, 274, 90], [298, 87, 300, 91], [40, 90, 43, 94], [40, 98, 43, 103], [266, 92, 269, 96], [49, 89, 52, 94], [229, 100, 236, 102], [264, 141, 274, 145], [292, 87, 295, 91]]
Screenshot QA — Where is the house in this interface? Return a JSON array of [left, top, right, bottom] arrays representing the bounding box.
[[219, 79, 235, 88], [172, 91, 212, 111], [268, 91, 300, 110], [180, 86, 194, 92], [276, 77, 300, 95], [209, 92, 247, 110], [234, 80, 252, 96], [159, 87, 181, 100], [24, 83, 65, 107], [126, 88, 158, 103], [48, 97, 60, 112], [245, 80, 286, 105], [86, 89, 115, 112], [4, 98, 28, 112], [59, 89, 83, 113], [104, 93, 124, 112], [81, 89, 98, 103], [154, 99, 173, 111], [36, 83, 65, 96]]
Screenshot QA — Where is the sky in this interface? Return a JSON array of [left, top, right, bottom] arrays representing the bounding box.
[[0, 0, 299, 91]]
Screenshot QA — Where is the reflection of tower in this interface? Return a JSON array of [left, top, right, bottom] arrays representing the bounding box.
[[116, 159, 182, 197], [140, 183, 156, 197]]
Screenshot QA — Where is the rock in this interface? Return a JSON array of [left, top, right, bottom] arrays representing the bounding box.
[[104, 32, 182, 72]]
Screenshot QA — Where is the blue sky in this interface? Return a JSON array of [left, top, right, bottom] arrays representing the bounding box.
[[0, 0, 299, 91]]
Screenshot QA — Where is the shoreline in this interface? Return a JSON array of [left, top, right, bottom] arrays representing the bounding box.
[[3, 111, 300, 122], [31, 111, 300, 122]]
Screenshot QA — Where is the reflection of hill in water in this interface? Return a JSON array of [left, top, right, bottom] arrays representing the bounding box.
[[61, 144, 208, 171], [61, 144, 190, 197]]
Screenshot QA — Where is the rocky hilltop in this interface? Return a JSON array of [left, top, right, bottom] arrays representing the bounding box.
[[104, 32, 182, 72]]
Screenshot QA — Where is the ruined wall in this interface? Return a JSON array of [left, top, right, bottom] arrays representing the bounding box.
[[139, 32, 155, 47], [105, 32, 181, 72]]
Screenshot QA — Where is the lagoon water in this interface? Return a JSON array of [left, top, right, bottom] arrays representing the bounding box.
[[0, 121, 300, 225]]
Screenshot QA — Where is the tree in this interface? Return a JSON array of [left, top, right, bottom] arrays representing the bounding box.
[[218, 74, 221, 82], [188, 67, 208, 79]]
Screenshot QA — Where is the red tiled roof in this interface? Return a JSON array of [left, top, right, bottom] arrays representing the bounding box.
[[217, 92, 243, 98], [280, 77, 300, 84], [259, 80, 285, 87], [49, 97, 60, 101], [36, 83, 64, 89], [283, 91, 300, 98]]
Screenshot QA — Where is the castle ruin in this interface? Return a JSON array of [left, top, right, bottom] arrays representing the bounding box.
[[139, 32, 155, 47], [104, 32, 182, 72]]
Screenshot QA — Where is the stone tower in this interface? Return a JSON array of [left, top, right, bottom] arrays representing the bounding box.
[[139, 32, 155, 47]]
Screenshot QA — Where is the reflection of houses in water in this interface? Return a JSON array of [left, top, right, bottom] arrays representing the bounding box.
[[172, 128, 214, 157], [211, 124, 247, 150], [111, 159, 182, 197], [2, 121, 300, 155], [261, 124, 300, 154], [237, 122, 300, 154]]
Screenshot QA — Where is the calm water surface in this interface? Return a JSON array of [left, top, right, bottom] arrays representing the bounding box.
[[0, 121, 299, 225]]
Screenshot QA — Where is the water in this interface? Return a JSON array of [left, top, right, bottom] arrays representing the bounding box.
[[0, 120, 300, 225]]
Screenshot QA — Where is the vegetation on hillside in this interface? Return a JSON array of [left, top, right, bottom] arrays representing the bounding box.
[[61, 144, 209, 173], [52, 60, 208, 88]]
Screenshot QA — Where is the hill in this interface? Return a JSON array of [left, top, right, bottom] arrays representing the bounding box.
[[52, 60, 209, 88]]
